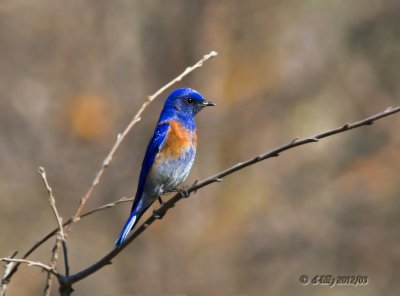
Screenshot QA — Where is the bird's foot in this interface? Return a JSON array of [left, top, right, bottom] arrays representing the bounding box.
[[179, 188, 190, 198], [170, 184, 194, 198]]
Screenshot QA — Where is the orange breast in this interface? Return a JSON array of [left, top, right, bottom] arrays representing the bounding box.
[[159, 120, 197, 159]]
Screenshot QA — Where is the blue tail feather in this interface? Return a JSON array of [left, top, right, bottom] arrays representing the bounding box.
[[115, 212, 138, 246]]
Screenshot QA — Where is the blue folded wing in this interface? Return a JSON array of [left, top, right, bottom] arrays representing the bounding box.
[[130, 121, 170, 213], [115, 121, 170, 246]]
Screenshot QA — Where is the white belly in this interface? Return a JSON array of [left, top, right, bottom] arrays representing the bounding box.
[[146, 147, 196, 197]]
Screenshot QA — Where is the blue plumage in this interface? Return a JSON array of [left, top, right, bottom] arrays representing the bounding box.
[[115, 88, 215, 246]]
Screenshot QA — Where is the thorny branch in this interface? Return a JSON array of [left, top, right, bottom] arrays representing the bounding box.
[[55, 105, 400, 292]]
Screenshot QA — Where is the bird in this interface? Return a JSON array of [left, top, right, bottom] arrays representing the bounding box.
[[115, 88, 215, 246]]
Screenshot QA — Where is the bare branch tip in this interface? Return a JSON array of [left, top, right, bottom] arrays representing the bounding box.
[[38, 166, 45, 175]]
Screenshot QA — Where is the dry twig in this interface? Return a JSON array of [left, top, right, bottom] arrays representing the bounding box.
[[3, 197, 133, 284], [38, 167, 70, 295], [0, 258, 58, 277], [38, 167, 65, 240], [0, 251, 17, 296], [43, 239, 61, 296]]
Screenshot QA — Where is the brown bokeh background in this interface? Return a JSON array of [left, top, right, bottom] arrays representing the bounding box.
[[1, 1, 400, 295]]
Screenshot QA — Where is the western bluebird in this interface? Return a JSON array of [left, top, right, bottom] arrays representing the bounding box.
[[115, 88, 215, 246]]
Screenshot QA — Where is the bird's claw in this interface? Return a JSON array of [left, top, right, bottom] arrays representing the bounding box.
[[171, 186, 190, 198], [179, 188, 190, 198], [179, 180, 198, 197]]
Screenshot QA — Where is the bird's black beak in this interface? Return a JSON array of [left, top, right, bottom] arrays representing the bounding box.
[[201, 100, 216, 107]]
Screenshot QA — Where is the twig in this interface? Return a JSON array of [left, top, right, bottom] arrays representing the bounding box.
[[57, 105, 400, 290], [38, 167, 65, 240], [3, 197, 133, 283], [64, 50, 218, 236], [0, 251, 17, 296], [38, 167, 69, 276], [0, 258, 58, 277], [43, 238, 61, 296]]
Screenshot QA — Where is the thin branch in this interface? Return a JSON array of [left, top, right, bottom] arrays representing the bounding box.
[[58, 105, 400, 289], [60, 241, 69, 276], [0, 251, 17, 296], [3, 197, 133, 283], [43, 238, 61, 296], [38, 167, 65, 240], [64, 51, 218, 237], [38, 167, 69, 276], [0, 259, 58, 277]]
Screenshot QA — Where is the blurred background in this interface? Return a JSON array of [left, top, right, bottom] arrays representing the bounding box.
[[1, 0, 400, 295]]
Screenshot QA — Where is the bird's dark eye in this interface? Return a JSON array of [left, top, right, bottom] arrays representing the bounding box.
[[186, 98, 195, 104]]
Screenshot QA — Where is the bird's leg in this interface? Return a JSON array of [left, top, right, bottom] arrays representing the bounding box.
[[153, 187, 166, 219], [153, 197, 166, 220], [156, 185, 166, 206]]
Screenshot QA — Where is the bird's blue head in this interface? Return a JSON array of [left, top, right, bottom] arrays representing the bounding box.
[[164, 88, 215, 117]]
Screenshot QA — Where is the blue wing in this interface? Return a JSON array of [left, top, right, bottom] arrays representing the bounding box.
[[130, 121, 170, 213], [115, 121, 170, 246]]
